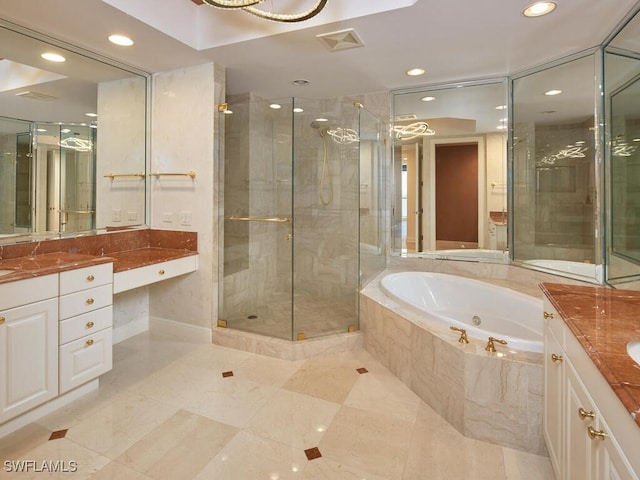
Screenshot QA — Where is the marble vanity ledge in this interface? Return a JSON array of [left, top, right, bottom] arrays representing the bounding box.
[[540, 282, 640, 428], [0, 252, 114, 284]]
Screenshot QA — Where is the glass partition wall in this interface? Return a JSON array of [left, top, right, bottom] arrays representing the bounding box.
[[218, 96, 386, 341], [511, 52, 603, 283]]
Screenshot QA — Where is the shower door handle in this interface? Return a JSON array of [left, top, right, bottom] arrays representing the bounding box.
[[228, 216, 292, 240]]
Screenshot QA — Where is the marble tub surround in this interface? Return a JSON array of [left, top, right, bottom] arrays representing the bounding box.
[[541, 282, 640, 428], [0, 252, 113, 284], [360, 271, 547, 455]]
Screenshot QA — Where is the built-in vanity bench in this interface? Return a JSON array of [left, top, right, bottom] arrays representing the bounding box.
[[541, 283, 640, 480], [0, 228, 198, 437]]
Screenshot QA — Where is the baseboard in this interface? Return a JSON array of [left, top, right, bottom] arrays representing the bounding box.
[[149, 316, 211, 343], [113, 317, 149, 344]]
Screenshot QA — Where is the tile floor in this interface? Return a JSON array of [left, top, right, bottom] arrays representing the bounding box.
[[0, 332, 556, 479]]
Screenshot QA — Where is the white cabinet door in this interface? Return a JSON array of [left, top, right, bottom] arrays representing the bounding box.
[[544, 320, 565, 479], [0, 298, 58, 423], [566, 360, 597, 480], [594, 415, 638, 480], [59, 327, 112, 394]]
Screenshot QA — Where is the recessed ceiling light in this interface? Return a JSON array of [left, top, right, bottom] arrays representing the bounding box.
[[90, 124, 98, 129], [85, 113, 98, 118], [293, 107, 304, 113], [633, 138, 640, 142], [406, 68, 425, 77], [495, 105, 507, 110], [523, 1, 557, 17], [108, 34, 134, 46], [270, 103, 282, 109], [61, 128, 71, 133], [292, 79, 309, 86], [37, 128, 47, 132], [41, 52, 66, 63], [314, 117, 329, 123], [545, 89, 562, 96], [500, 118, 508, 122], [497, 125, 508, 130], [420, 96, 435, 102]]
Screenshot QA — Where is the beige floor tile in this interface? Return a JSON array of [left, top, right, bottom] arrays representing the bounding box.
[[403, 402, 506, 480], [300, 457, 389, 480], [0, 423, 52, 462], [318, 405, 414, 479], [176, 343, 253, 372], [1, 438, 110, 480], [343, 371, 421, 423], [234, 352, 302, 386], [194, 430, 308, 480], [116, 410, 238, 480], [63, 391, 180, 459], [244, 388, 340, 449], [282, 354, 360, 403], [502, 446, 555, 480], [89, 461, 153, 479]]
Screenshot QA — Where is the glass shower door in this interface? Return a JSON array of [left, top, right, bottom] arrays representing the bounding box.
[[219, 97, 294, 340]]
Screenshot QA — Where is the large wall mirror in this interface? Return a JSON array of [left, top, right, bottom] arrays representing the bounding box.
[[0, 20, 148, 243], [605, 6, 640, 284], [391, 79, 508, 262]]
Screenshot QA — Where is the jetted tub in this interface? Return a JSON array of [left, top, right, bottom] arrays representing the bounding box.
[[380, 271, 543, 352]]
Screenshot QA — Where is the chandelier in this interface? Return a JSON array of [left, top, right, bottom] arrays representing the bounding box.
[[202, 0, 327, 22]]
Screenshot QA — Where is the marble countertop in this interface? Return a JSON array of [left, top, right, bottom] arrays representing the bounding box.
[[0, 248, 198, 284], [0, 252, 114, 284], [541, 282, 640, 428]]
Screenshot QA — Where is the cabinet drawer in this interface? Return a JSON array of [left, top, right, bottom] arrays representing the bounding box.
[[0, 274, 58, 311], [60, 263, 113, 295], [59, 327, 112, 394], [59, 284, 112, 320], [59, 306, 112, 345], [113, 254, 198, 294]]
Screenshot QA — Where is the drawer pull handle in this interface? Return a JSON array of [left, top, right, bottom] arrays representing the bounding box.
[[86, 321, 95, 329], [579, 407, 595, 420], [86, 298, 95, 305], [0, 316, 4, 325], [551, 353, 563, 363], [87, 275, 95, 282], [86, 339, 94, 346], [159, 269, 165, 275], [587, 426, 607, 440], [543, 312, 554, 319]]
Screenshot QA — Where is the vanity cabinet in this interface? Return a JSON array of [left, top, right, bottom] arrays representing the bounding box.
[[58, 264, 113, 394], [543, 300, 639, 480], [0, 275, 59, 423]]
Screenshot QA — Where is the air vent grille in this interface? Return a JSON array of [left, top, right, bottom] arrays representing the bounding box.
[[15, 91, 57, 101], [316, 28, 364, 52]]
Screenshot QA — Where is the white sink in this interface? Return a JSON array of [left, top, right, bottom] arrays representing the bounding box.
[[628, 340, 640, 366]]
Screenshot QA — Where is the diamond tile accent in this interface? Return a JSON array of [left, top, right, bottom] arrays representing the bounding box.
[[356, 367, 368, 374], [304, 447, 322, 461], [49, 429, 68, 440], [222, 371, 234, 378]]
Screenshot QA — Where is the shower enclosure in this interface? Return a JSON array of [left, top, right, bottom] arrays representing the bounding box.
[[218, 96, 386, 341]]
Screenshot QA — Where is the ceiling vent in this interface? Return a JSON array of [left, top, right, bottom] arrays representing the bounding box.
[[15, 91, 57, 101], [316, 28, 364, 52], [395, 114, 417, 121]]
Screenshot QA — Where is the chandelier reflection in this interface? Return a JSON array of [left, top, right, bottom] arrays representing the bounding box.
[[202, 0, 327, 22], [326, 127, 359, 144], [538, 145, 588, 166], [59, 137, 92, 152], [393, 122, 435, 140]]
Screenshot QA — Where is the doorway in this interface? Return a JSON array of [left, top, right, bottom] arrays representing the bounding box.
[[435, 143, 478, 249]]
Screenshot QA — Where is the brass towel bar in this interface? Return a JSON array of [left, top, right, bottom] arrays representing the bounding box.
[[229, 216, 290, 223], [104, 172, 145, 180], [149, 171, 196, 179]]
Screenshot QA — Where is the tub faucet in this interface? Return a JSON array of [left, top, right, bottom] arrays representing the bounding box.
[[450, 326, 469, 344], [485, 336, 507, 352]]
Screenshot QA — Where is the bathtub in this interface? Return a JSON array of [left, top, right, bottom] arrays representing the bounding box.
[[380, 271, 543, 353]]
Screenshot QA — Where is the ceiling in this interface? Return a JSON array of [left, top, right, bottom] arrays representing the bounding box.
[[0, 0, 639, 128]]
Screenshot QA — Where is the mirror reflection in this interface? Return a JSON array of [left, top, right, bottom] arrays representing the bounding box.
[[391, 80, 508, 261], [606, 10, 640, 283], [0, 21, 148, 242], [512, 53, 601, 282]]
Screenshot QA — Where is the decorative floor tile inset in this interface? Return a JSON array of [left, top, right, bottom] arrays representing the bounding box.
[[222, 371, 234, 378], [49, 429, 68, 441], [356, 367, 368, 374], [304, 447, 322, 461]]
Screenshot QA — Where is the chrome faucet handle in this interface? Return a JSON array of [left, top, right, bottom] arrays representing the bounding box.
[[450, 326, 469, 344], [485, 336, 507, 352]]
